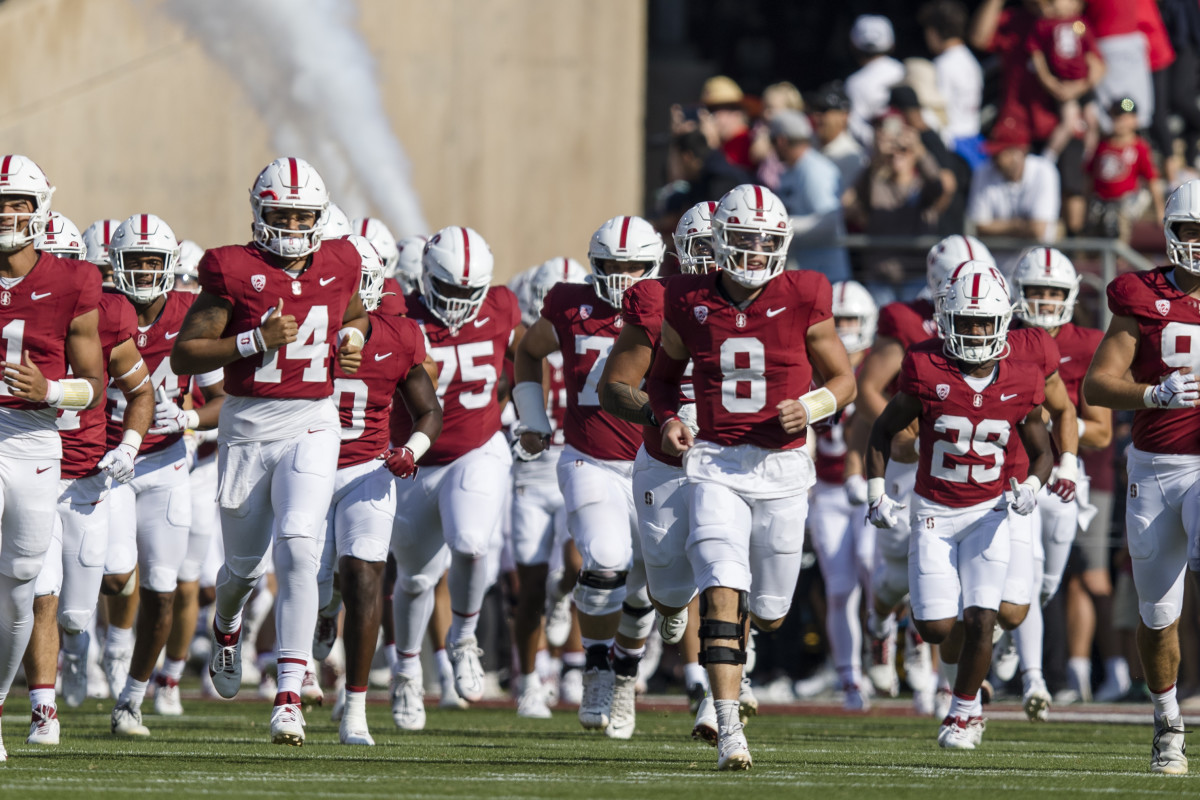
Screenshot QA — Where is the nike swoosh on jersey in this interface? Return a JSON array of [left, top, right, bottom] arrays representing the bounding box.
[[319, 276, 336, 286], [473, 317, 491, 327], [1000, 393, 1018, 401], [374, 352, 393, 361], [1059, 356, 1071, 363], [36, 466, 51, 474], [165, 331, 180, 340], [31, 292, 52, 300], [765, 307, 786, 317]]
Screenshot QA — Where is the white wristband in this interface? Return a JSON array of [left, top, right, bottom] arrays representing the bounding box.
[[1020, 475, 1043, 495], [1056, 452, 1078, 482], [44, 380, 63, 406], [184, 409, 201, 430], [338, 327, 365, 349], [235, 329, 261, 359], [798, 386, 837, 425], [867, 477, 886, 504], [1077, 417, 1086, 439], [121, 429, 143, 452], [47, 378, 93, 410], [512, 381, 552, 435], [404, 431, 431, 462]]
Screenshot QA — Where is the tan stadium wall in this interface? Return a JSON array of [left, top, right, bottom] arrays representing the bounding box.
[[0, 0, 646, 281]]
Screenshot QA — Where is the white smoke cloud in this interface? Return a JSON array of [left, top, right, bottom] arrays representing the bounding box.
[[158, 0, 428, 237]]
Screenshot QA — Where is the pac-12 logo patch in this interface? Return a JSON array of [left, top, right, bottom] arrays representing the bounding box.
[[251, 274, 266, 292], [693, 305, 708, 324], [579, 304, 592, 320], [1156, 299, 1170, 316], [936, 384, 950, 400]]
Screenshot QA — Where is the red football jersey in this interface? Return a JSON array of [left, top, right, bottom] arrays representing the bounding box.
[[814, 404, 854, 484], [105, 291, 196, 455], [197, 241, 361, 399], [542, 282, 641, 461], [663, 270, 833, 451], [1003, 327, 1061, 481], [877, 298, 938, 349], [378, 279, 409, 317], [1108, 267, 1200, 455], [899, 340, 1046, 507], [1088, 138, 1156, 201], [390, 288, 519, 466], [1049, 321, 1102, 409], [333, 311, 426, 469], [622, 277, 697, 467], [0, 253, 101, 411], [59, 291, 137, 478], [547, 350, 568, 447]]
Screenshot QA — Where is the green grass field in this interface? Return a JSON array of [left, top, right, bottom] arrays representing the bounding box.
[[0, 695, 1189, 799]]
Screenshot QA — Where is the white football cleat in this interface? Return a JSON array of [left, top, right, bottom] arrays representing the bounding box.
[[738, 674, 758, 724], [913, 684, 936, 716], [61, 647, 88, 709], [301, 664, 324, 705], [967, 716, 986, 747], [692, 693, 718, 746], [1152, 714, 1188, 775], [657, 608, 688, 646], [1023, 676, 1051, 722], [312, 613, 338, 662], [934, 686, 952, 720], [339, 711, 374, 746], [111, 702, 150, 738], [560, 668, 583, 707], [937, 716, 975, 750], [448, 637, 485, 703], [153, 676, 184, 717], [208, 626, 243, 699], [544, 590, 574, 649], [992, 632, 1019, 683], [26, 704, 60, 745], [517, 678, 553, 720], [390, 673, 426, 731], [605, 674, 637, 739], [717, 723, 752, 770], [270, 703, 306, 746], [578, 666, 614, 731], [867, 631, 899, 697], [438, 667, 468, 709], [102, 647, 132, 701]]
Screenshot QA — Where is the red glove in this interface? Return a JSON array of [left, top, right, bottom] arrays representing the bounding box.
[[1049, 477, 1076, 503], [384, 446, 418, 479]]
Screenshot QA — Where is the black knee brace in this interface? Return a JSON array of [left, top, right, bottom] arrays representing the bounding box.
[[697, 590, 748, 666]]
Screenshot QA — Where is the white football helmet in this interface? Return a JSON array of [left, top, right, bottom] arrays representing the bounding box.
[[674, 201, 718, 274], [936, 260, 1014, 364], [394, 235, 428, 295], [509, 266, 537, 327], [110, 214, 180, 304], [587, 215, 664, 309], [352, 217, 399, 276], [712, 184, 793, 288], [345, 234, 386, 312], [324, 203, 352, 239], [0, 155, 54, 252], [926, 234, 995, 298], [177, 239, 204, 277], [83, 219, 122, 265], [524, 257, 588, 325], [1012, 246, 1079, 329], [36, 213, 85, 259], [1165, 179, 1200, 274], [832, 280, 878, 353], [421, 226, 493, 332], [249, 157, 329, 258]]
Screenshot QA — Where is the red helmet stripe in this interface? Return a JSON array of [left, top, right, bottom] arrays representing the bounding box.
[[140, 214, 150, 241], [460, 227, 471, 285], [0, 156, 10, 178], [360, 220, 369, 236], [970, 273, 981, 297], [288, 157, 299, 190], [963, 236, 974, 260], [562, 257, 569, 279], [103, 220, 111, 244], [618, 216, 631, 249], [706, 201, 717, 214], [753, 185, 764, 212]]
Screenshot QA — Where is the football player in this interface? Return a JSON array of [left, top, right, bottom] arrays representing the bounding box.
[[171, 156, 368, 745], [317, 235, 439, 744], [388, 226, 521, 729], [102, 215, 225, 737], [508, 256, 586, 719], [1083, 180, 1200, 775], [867, 263, 1053, 750], [82, 218, 121, 288], [515, 215, 664, 740], [0, 155, 105, 761], [22, 215, 154, 746], [646, 185, 856, 769]]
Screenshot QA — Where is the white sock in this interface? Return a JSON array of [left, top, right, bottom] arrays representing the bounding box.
[[938, 658, 958, 690], [1106, 657, 1130, 685], [522, 671, 541, 693], [344, 686, 367, 717], [1068, 656, 1091, 691], [119, 678, 148, 709], [715, 698, 740, 733], [385, 643, 398, 670], [1153, 684, 1180, 721], [276, 658, 307, 697], [161, 658, 186, 683], [684, 662, 709, 690], [395, 652, 422, 680], [29, 686, 55, 709], [436, 648, 453, 681], [448, 610, 479, 644], [562, 650, 585, 670], [949, 691, 976, 720], [1013, 600, 1044, 674], [534, 649, 551, 676], [106, 625, 133, 654]]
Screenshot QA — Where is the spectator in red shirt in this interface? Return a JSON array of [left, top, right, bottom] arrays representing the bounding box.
[[699, 75, 755, 171], [1086, 98, 1165, 239], [1027, 0, 1105, 164]]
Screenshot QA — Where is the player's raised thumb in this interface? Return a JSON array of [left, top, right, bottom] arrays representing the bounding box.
[[269, 298, 284, 317]]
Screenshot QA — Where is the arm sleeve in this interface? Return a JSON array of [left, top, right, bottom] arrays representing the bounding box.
[[197, 250, 233, 306]]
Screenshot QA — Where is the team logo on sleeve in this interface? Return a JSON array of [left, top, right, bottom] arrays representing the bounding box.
[[251, 274, 266, 292], [693, 306, 708, 324], [935, 384, 950, 400], [1156, 299, 1170, 316], [579, 304, 592, 320]]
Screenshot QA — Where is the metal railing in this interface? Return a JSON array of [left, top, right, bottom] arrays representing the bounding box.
[[821, 233, 1160, 327]]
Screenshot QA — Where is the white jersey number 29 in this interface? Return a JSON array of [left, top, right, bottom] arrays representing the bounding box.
[[930, 414, 1011, 484]]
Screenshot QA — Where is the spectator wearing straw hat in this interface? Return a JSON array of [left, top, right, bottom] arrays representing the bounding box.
[[700, 75, 755, 171]]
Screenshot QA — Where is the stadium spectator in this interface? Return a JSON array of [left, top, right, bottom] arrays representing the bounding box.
[[751, 81, 806, 190], [1152, 0, 1200, 184], [1082, 0, 1161, 133], [1026, 0, 1105, 164], [845, 111, 951, 285], [769, 109, 851, 282], [845, 15, 905, 146], [1086, 98, 1165, 240], [657, 130, 751, 232], [810, 81, 868, 192], [967, 124, 1061, 256], [918, 0, 983, 163], [889, 84, 967, 236], [699, 75, 755, 171]]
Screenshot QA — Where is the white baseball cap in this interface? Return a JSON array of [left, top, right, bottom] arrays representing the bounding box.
[[851, 14, 895, 54]]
